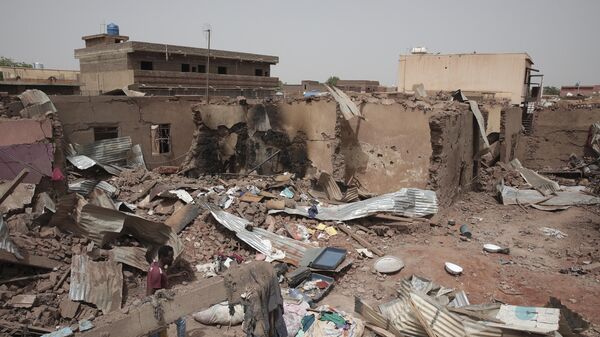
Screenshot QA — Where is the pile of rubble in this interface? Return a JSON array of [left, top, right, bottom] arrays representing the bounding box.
[[0, 90, 598, 337]]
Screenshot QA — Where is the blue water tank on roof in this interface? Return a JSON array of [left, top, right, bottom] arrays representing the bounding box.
[[107, 23, 119, 36]]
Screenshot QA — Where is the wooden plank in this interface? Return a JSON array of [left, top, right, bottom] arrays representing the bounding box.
[[338, 225, 384, 257], [78, 277, 227, 337], [0, 250, 61, 269], [0, 169, 29, 204]]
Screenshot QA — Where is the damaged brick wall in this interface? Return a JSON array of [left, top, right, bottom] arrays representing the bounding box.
[[499, 107, 522, 163], [52, 95, 200, 168], [515, 103, 600, 169], [182, 97, 478, 204], [428, 107, 476, 207]]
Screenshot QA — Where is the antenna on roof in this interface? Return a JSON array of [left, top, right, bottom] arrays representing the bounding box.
[[203, 23, 212, 103], [101, 20, 106, 34]]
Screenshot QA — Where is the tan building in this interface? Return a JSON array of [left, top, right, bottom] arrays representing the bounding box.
[[0, 66, 80, 95], [398, 52, 542, 105], [75, 32, 279, 97]]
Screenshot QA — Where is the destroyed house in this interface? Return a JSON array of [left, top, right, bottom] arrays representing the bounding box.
[[75, 33, 279, 97]]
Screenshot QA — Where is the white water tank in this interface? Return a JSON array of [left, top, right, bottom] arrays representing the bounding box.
[[411, 47, 428, 54]]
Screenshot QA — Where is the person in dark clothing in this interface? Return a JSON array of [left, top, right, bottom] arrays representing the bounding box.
[[147, 246, 186, 337]]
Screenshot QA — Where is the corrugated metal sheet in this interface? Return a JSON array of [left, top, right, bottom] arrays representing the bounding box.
[[379, 298, 427, 337], [128, 144, 146, 168], [497, 182, 600, 206], [73, 137, 133, 165], [165, 204, 202, 233], [448, 290, 470, 308], [410, 292, 503, 337], [50, 194, 180, 254], [271, 188, 438, 221], [0, 216, 23, 259], [109, 246, 149, 272], [68, 180, 118, 197], [318, 172, 343, 201], [18, 89, 53, 107], [325, 84, 362, 120], [253, 227, 312, 266], [69, 254, 123, 314], [510, 159, 559, 196], [206, 203, 311, 265]]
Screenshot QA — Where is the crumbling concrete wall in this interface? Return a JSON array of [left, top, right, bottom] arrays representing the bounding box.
[[52, 96, 199, 168], [428, 108, 475, 206], [499, 107, 522, 163], [515, 103, 600, 169], [338, 102, 434, 192], [182, 98, 477, 204]]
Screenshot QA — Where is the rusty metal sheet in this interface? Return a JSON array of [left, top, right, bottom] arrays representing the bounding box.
[[0, 143, 54, 184], [69, 254, 123, 314], [0, 118, 52, 146], [165, 203, 202, 233], [271, 188, 438, 221], [0, 216, 23, 259], [109, 246, 149, 272], [0, 183, 35, 213]]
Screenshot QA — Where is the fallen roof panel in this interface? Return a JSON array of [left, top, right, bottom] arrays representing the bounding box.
[[109, 246, 149, 272], [69, 254, 123, 314], [270, 188, 438, 221], [73, 137, 133, 165]]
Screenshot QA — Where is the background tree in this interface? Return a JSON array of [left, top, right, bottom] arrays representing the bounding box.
[[543, 86, 560, 95], [325, 76, 339, 86], [0, 56, 32, 68]]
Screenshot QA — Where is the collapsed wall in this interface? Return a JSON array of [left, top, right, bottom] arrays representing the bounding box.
[[182, 97, 476, 205], [52, 95, 200, 168], [515, 102, 600, 169]]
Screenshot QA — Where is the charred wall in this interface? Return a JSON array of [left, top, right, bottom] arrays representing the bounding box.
[[515, 103, 600, 169]]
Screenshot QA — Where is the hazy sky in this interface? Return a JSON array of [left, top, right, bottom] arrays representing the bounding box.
[[1, 0, 598, 86]]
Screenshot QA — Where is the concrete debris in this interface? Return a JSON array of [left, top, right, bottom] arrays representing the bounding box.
[[9, 294, 37, 308], [1, 89, 599, 333]]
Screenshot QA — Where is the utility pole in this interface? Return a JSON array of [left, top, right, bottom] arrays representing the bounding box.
[[205, 28, 211, 103]]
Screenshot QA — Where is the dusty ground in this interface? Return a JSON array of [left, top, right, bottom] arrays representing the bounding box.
[[164, 191, 600, 336]]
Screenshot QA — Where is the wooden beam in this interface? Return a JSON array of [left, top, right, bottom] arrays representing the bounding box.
[[0, 250, 61, 270], [78, 277, 227, 337], [0, 169, 29, 205], [338, 225, 384, 257]]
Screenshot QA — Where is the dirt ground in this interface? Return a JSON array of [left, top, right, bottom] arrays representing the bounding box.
[[167, 191, 600, 336]]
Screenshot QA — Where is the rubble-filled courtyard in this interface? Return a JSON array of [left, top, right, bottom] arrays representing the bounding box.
[[0, 89, 599, 337]]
